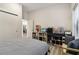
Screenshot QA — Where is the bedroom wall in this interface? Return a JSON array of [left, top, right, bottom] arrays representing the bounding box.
[[22, 6, 29, 20], [0, 3, 22, 40], [29, 4, 72, 32]]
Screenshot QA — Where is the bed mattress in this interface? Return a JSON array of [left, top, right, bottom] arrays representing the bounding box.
[[0, 38, 48, 55]]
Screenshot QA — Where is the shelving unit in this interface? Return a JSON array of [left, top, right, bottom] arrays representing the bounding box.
[[32, 32, 47, 42]]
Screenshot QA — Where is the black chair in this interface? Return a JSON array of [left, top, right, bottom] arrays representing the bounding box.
[[46, 28, 53, 43], [52, 33, 65, 45]]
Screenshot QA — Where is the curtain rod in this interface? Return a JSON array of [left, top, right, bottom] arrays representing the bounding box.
[[0, 10, 18, 16]]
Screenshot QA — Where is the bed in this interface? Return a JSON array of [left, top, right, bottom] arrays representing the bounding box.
[[0, 38, 48, 55]]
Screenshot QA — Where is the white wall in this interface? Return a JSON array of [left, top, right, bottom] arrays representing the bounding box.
[[0, 3, 22, 40], [27, 19, 33, 38], [29, 4, 72, 32], [22, 6, 29, 20]]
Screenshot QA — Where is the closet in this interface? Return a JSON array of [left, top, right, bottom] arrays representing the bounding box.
[[0, 4, 22, 40], [0, 10, 19, 40]]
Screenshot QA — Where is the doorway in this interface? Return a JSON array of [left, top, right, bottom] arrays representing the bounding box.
[[22, 19, 28, 38]]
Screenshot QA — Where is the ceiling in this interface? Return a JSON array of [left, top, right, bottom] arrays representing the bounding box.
[[22, 3, 71, 12]]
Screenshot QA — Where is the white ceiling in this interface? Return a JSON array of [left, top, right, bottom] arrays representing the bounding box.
[[22, 3, 71, 12]]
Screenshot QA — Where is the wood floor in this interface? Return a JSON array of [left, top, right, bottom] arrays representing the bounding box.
[[48, 44, 69, 55]]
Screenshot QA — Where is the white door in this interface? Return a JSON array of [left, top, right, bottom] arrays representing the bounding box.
[[0, 11, 19, 40]]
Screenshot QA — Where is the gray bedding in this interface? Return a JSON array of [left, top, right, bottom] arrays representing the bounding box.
[[68, 39, 79, 49], [0, 38, 48, 55]]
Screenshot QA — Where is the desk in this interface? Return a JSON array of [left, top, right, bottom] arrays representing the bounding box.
[[48, 33, 65, 45]]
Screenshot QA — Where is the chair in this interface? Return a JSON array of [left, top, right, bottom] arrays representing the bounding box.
[[46, 28, 53, 43], [52, 27, 65, 45]]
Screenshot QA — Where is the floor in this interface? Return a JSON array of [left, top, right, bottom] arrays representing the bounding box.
[[48, 43, 69, 55]]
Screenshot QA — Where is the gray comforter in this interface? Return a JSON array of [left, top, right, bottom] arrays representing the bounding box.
[[67, 39, 79, 54], [68, 39, 79, 49], [0, 38, 48, 55]]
